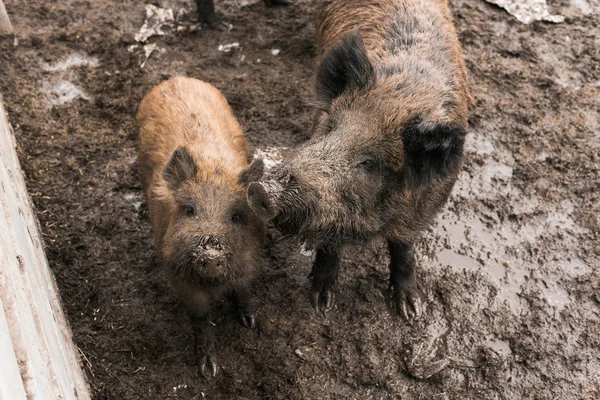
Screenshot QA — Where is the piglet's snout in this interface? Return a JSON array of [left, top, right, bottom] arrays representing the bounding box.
[[193, 236, 228, 278]]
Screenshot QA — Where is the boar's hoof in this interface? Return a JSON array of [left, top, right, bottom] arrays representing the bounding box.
[[247, 183, 277, 219], [310, 284, 334, 314], [264, 0, 293, 6], [207, 19, 230, 32], [198, 354, 218, 379], [391, 283, 422, 322], [200, 13, 231, 32], [238, 312, 256, 330]]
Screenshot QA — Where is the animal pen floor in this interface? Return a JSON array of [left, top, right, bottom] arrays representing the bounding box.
[[0, 0, 598, 398]]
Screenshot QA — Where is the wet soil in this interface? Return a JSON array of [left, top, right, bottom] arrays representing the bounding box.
[[0, 0, 599, 398]]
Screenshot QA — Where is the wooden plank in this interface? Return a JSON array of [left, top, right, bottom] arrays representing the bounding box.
[[0, 100, 91, 400], [0, 296, 27, 400]]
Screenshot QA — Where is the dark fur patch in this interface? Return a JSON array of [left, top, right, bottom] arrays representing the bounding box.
[[340, 190, 358, 213], [316, 32, 375, 106], [164, 147, 198, 190], [442, 100, 458, 113], [388, 16, 419, 53], [402, 120, 465, 189]]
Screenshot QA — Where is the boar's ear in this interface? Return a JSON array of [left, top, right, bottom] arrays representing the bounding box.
[[402, 122, 466, 190], [163, 147, 198, 190], [316, 32, 375, 107], [239, 158, 264, 186]]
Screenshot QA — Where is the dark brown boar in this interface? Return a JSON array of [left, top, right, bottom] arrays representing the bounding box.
[[196, 0, 293, 31], [247, 0, 469, 320], [137, 76, 265, 377]]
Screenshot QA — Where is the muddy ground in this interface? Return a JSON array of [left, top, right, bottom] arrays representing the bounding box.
[[1, 0, 599, 398]]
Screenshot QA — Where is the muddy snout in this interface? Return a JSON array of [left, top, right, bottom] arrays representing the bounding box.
[[193, 236, 230, 279], [247, 167, 294, 220], [247, 182, 278, 220]]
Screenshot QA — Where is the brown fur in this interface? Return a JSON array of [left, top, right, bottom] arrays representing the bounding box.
[[305, 0, 469, 244], [253, 0, 470, 244], [315, 0, 469, 126], [136, 77, 264, 315]]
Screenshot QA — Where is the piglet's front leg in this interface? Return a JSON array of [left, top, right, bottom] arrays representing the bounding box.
[[191, 311, 218, 378]]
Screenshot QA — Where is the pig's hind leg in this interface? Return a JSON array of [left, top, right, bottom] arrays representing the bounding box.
[[191, 310, 219, 378], [231, 288, 256, 330], [388, 240, 422, 321], [196, 0, 229, 31], [309, 247, 340, 313]]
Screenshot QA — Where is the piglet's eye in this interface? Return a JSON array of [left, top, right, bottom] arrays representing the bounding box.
[[183, 205, 196, 218], [231, 212, 245, 224]]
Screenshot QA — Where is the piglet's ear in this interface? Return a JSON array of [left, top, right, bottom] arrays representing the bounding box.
[[163, 147, 198, 191], [239, 158, 265, 186], [402, 122, 466, 190], [316, 32, 375, 107]]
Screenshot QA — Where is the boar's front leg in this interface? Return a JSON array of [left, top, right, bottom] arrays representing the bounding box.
[[231, 288, 256, 330], [309, 247, 340, 313], [388, 241, 422, 321], [191, 311, 218, 378]]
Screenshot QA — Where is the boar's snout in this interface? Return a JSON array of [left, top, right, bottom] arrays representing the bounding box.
[[247, 182, 278, 220], [193, 235, 228, 278], [248, 166, 297, 220]]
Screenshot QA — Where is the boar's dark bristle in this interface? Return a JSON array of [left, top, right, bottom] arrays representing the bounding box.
[[164, 147, 199, 190], [316, 32, 375, 107], [402, 121, 465, 190], [256, 0, 470, 319]]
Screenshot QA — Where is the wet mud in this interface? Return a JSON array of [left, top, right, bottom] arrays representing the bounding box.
[[0, 0, 598, 398]]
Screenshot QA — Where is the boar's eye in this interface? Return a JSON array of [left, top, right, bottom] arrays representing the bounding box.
[[356, 159, 377, 173], [230, 211, 246, 225], [182, 204, 196, 218]]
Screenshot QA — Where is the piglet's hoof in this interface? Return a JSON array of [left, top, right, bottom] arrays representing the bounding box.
[[264, 0, 293, 6], [238, 313, 256, 330], [310, 284, 334, 314], [390, 283, 422, 322], [198, 354, 218, 379]]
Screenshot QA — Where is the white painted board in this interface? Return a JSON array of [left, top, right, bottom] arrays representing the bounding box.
[[0, 100, 91, 400]]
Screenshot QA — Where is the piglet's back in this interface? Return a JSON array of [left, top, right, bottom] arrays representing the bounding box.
[[136, 77, 249, 189]]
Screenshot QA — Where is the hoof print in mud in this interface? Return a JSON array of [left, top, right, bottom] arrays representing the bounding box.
[[390, 283, 423, 321], [402, 338, 449, 380]]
